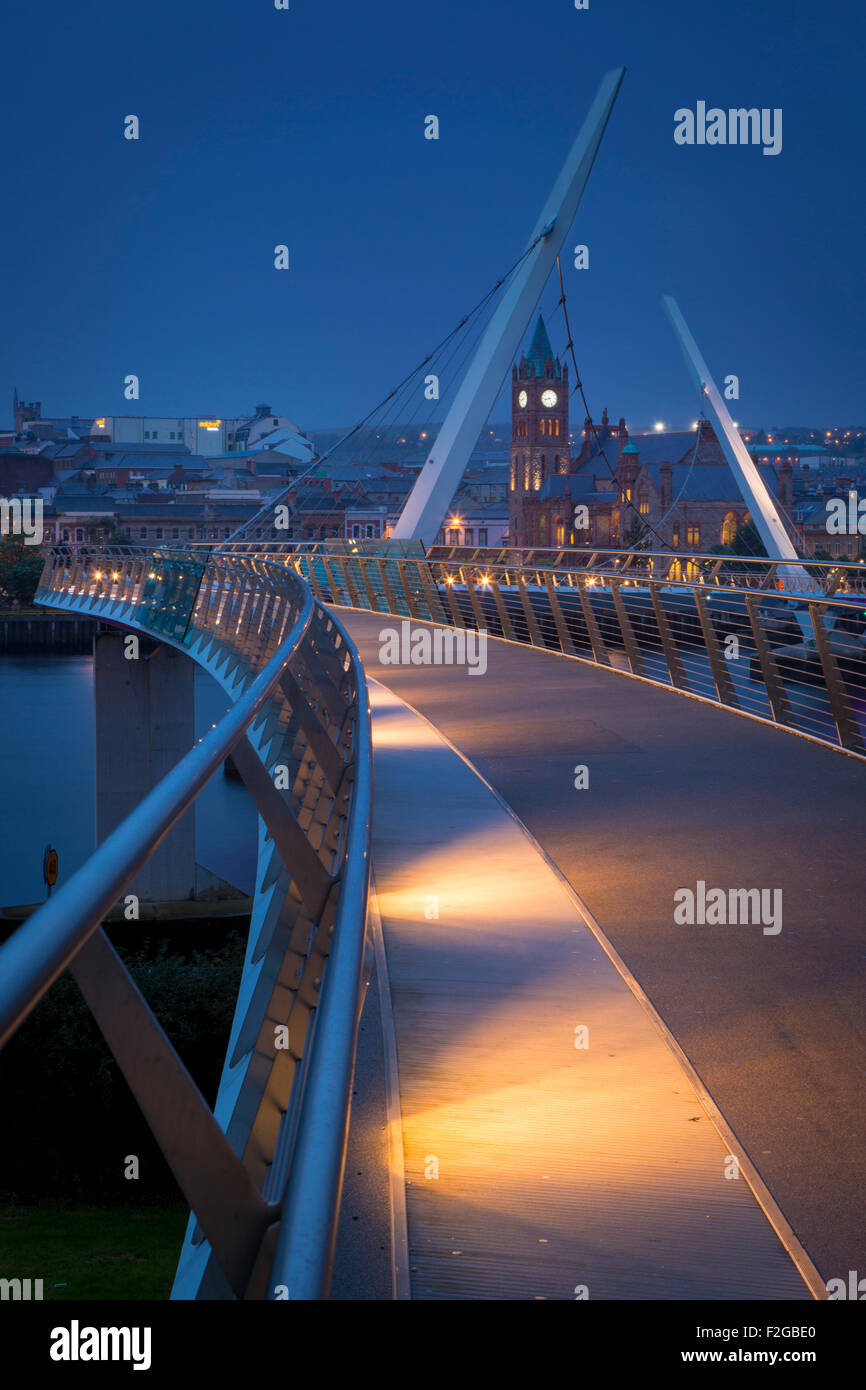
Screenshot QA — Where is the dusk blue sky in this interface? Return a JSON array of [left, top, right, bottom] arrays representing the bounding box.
[[1, 0, 863, 435]]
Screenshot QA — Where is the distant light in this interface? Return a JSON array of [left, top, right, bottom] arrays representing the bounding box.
[[654, 422, 665, 432], [95, 418, 106, 428], [199, 420, 221, 429], [732, 421, 739, 428], [691, 421, 699, 430]]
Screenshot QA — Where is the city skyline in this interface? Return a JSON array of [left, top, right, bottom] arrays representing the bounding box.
[[2, 0, 864, 434]]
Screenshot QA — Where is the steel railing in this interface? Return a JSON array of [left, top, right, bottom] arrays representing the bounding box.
[[0, 544, 373, 1300], [251, 542, 865, 759]]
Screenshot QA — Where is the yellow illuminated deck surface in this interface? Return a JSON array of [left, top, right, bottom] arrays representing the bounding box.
[[368, 681, 811, 1300]]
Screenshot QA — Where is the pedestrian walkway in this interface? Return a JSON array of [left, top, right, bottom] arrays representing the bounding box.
[[367, 680, 814, 1299]]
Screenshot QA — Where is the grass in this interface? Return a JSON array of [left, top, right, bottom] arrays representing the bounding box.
[[0, 1202, 189, 1299]]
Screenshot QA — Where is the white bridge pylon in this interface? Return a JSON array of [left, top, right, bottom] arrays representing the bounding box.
[[392, 67, 626, 547], [662, 295, 818, 594]]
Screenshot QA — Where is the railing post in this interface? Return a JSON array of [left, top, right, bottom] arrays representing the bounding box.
[[650, 583, 690, 691], [488, 574, 516, 641], [516, 572, 545, 647], [575, 576, 610, 665], [809, 603, 866, 753], [744, 595, 793, 728], [609, 579, 646, 676], [543, 573, 576, 656], [693, 588, 739, 709]]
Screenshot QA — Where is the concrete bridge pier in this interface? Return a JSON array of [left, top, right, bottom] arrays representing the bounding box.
[[94, 631, 196, 905]]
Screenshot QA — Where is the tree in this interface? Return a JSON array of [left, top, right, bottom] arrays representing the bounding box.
[[622, 513, 648, 548], [0, 535, 46, 607]]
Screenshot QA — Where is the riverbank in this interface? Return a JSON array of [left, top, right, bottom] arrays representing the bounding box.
[[0, 608, 102, 653]]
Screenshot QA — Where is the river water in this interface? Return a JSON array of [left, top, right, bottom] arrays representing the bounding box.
[[0, 655, 257, 907]]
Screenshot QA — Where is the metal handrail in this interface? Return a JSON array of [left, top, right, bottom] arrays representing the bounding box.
[[283, 544, 866, 760], [2, 544, 374, 1301], [49, 539, 866, 598], [0, 591, 313, 1048]]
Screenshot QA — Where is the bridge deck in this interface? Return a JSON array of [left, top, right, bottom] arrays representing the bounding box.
[[367, 680, 811, 1299], [340, 608, 866, 1292]]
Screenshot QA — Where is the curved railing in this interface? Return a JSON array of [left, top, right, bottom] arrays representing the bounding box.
[[199, 541, 866, 759], [0, 545, 372, 1300]]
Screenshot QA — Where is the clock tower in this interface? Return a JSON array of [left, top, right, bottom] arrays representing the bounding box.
[[509, 314, 569, 545]]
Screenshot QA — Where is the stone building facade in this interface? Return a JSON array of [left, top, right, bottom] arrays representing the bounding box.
[[507, 316, 789, 557]]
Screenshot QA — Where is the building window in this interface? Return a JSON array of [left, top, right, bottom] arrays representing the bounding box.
[[554, 516, 565, 545], [351, 524, 362, 538], [687, 524, 700, 547], [478, 528, 488, 546], [538, 514, 548, 545], [721, 512, 738, 546], [464, 529, 474, 544], [639, 493, 649, 516], [139, 527, 147, 538], [155, 527, 163, 540], [672, 525, 680, 548], [365, 524, 375, 538]]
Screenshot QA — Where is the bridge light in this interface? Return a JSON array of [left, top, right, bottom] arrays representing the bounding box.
[[445, 575, 455, 585], [94, 570, 103, 579], [654, 421, 665, 432]]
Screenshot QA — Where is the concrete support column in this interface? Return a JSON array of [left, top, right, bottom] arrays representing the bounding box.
[[94, 631, 196, 904]]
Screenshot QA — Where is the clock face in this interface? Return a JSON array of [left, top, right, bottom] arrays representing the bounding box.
[[518, 390, 528, 408], [541, 389, 558, 408]]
